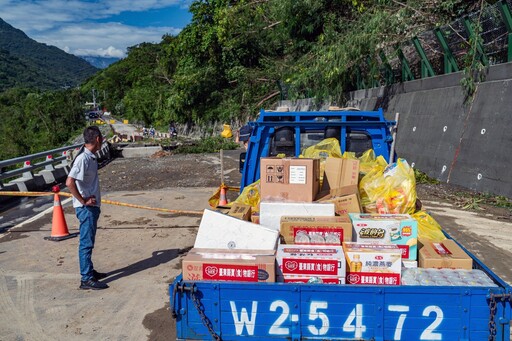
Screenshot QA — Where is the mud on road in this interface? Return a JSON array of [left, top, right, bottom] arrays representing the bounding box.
[[0, 147, 510, 341]]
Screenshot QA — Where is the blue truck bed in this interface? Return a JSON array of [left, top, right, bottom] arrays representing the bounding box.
[[170, 236, 511, 340], [171, 108, 511, 340]]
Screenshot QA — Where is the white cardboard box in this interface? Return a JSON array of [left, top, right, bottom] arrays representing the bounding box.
[[194, 209, 279, 250], [276, 244, 346, 277], [349, 213, 418, 261], [260, 201, 335, 231]]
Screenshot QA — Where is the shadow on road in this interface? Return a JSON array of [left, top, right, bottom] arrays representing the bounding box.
[[104, 248, 184, 283]]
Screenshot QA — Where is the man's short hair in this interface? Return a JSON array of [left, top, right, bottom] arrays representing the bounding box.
[[84, 126, 102, 144], [239, 125, 252, 142]]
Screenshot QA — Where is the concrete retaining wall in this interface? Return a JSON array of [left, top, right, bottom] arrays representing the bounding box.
[[345, 62, 512, 198]]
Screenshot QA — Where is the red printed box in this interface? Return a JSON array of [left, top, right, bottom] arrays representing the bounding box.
[[276, 245, 345, 277], [277, 275, 345, 284], [343, 242, 401, 285], [182, 249, 275, 282]]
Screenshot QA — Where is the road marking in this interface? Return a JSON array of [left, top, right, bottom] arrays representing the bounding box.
[[0, 198, 73, 240]]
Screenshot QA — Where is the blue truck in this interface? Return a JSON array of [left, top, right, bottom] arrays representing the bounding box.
[[171, 108, 512, 340]]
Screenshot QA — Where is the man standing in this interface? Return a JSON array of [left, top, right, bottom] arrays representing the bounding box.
[[66, 126, 109, 290]]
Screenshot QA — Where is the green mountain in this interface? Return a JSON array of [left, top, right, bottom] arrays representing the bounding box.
[[0, 18, 98, 91]]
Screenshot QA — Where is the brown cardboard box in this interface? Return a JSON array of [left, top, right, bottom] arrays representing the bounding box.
[[228, 203, 252, 221], [321, 158, 360, 196], [418, 239, 473, 270], [317, 193, 362, 217], [280, 216, 352, 244], [260, 157, 320, 202], [182, 248, 276, 282]]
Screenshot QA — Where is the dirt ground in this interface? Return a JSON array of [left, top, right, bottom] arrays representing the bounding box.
[[1, 147, 511, 341]]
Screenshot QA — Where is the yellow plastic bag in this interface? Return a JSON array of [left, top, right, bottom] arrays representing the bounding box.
[[302, 138, 342, 186], [359, 158, 416, 214], [411, 211, 446, 242], [358, 149, 388, 175], [302, 137, 342, 159], [232, 180, 261, 213]]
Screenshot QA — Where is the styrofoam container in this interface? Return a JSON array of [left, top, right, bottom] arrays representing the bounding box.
[[260, 201, 335, 231], [194, 209, 279, 250]]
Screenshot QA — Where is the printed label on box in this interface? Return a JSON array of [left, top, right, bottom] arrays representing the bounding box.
[[282, 258, 340, 276], [279, 275, 345, 284], [290, 165, 307, 184], [432, 242, 452, 256], [202, 263, 259, 282], [346, 272, 400, 285]]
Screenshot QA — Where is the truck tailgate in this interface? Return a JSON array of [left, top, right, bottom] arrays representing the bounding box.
[[171, 274, 511, 340]]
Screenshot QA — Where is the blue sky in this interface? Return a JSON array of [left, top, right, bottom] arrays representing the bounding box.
[[0, 0, 193, 58]]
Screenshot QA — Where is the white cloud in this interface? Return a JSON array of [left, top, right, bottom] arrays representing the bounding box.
[[0, 0, 188, 57], [36, 22, 181, 57]]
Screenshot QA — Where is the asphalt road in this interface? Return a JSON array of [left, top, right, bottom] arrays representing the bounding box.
[[0, 149, 510, 340]]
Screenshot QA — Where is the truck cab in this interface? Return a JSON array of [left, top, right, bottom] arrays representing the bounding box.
[[240, 107, 395, 189]]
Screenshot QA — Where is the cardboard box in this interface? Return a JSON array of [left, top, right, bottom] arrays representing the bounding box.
[[277, 275, 345, 284], [343, 242, 401, 285], [280, 216, 352, 245], [260, 201, 335, 231], [418, 239, 473, 270], [321, 158, 360, 196], [260, 157, 320, 202], [317, 193, 362, 217], [276, 245, 346, 277], [349, 213, 418, 261], [228, 203, 252, 221], [182, 248, 275, 282], [194, 209, 279, 250]]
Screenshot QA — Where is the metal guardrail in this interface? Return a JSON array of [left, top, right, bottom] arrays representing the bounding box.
[[0, 143, 82, 183]]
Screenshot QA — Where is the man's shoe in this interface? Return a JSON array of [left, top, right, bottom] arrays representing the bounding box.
[[92, 270, 108, 280], [80, 279, 109, 290]]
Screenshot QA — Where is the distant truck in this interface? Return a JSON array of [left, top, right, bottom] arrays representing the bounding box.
[[171, 108, 512, 341], [85, 110, 102, 120]]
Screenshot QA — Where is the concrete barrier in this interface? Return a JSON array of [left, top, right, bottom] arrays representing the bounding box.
[[0, 142, 113, 206], [120, 146, 162, 158]]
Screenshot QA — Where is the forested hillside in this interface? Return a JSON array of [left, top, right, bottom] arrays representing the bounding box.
[[1, 0, 482, 160], [0, 18, 98, 91], [82, 0, 479, 129]]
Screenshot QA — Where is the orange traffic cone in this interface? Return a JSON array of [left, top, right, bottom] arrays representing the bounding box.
[[218, 186, 228, 206], [44, 188, 78, 241]]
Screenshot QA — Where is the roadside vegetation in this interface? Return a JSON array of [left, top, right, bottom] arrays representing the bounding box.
[[1, 0, 480, 159]]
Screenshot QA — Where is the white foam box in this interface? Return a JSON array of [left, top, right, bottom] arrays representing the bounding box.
[[194, 209, 279, 250], [276, 244, 346, 277], [260, 201, 335, 231]]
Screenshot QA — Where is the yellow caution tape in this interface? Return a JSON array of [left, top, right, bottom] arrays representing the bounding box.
[[0, 191, 203, 215]]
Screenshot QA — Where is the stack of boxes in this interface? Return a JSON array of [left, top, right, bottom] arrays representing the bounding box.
[[181, 155, 475, 286]]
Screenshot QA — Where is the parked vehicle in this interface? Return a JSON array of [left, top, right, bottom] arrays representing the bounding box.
[[85, 110, 101, 120], [170, 108, 512, 341]]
